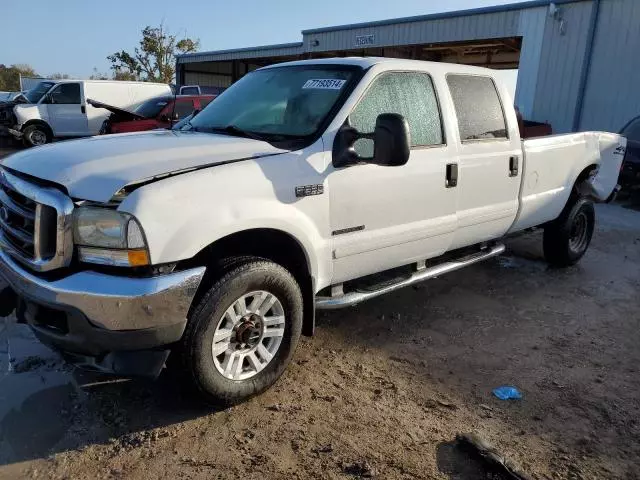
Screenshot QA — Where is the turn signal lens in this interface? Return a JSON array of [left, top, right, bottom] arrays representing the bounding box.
[[128, 249, 150, 267]]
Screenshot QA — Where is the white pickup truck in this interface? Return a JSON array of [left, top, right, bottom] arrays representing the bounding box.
[[0, 58, 625, 405]]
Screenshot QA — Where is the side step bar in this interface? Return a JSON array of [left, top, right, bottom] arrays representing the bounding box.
[[315, 243, 505, 310]]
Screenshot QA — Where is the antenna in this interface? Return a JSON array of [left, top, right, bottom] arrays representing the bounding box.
[[169, 81, 178, 129]]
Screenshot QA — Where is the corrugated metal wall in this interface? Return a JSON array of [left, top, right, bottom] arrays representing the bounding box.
[[530, 1, 594, 133], [178, 44, 303, 63], [304, 11, 520, 52], [184, 72, 232, 88], [579, 0, 640, 132], [515, 7, 547, 118]]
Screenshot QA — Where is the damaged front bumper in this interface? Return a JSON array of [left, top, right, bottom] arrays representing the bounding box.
[[7, 127, 22, 139], [0, 248, 205, 377]]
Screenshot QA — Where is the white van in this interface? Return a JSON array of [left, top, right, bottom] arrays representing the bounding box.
[[9, 80, 172, 146]]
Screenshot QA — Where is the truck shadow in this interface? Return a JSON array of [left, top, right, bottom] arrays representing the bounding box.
[[0, 365, 213, 466], [436, 440, 511, 480]]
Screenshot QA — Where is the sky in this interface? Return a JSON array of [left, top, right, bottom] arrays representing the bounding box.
[[2, 0, 529, 79]]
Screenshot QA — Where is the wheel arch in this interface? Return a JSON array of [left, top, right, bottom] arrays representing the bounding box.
[[572, 163, 600, 200], [182, 228, 316, 336]]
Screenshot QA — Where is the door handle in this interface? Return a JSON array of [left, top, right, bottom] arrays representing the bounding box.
[[446, 163, 458, 188], [81, 105, 86, 114], [509, 156, 519, 177]]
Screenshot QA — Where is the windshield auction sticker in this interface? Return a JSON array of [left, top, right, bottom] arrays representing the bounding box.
[[302, 79, 346, 90]]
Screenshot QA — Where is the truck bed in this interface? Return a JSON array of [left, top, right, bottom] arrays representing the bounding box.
[[509, 132, 625, 233]]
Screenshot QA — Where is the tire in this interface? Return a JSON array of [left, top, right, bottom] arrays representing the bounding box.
[[179, 258, 303, 406], [543, 197, 595, 267], [22, 124, 51, 147]]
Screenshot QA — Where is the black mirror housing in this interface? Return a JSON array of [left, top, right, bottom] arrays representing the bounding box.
[[332, 113, 410, 168], [372, 113, 410, 167]]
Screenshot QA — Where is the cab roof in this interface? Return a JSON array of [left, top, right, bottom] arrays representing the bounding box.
[[260, 57, 495, 75]]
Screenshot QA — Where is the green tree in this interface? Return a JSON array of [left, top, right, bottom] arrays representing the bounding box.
[[108, 24, 199, 83], [0, 64, 38, 91]]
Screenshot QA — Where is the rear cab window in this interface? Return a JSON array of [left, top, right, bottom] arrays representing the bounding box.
[[173, 99, 196, 119], [446, 74, 507, 142]]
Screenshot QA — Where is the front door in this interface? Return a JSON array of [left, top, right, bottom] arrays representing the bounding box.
[[328, 71, 458, 284], [44, 82, 88, 136]]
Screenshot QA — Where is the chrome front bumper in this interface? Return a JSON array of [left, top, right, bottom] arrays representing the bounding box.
[[0, 248, 205, 331]]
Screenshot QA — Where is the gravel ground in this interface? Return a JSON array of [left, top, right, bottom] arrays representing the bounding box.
[[0, 142, 639, 479]]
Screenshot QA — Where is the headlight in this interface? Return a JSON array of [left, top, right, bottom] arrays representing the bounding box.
[[73, 207, 149, 267]]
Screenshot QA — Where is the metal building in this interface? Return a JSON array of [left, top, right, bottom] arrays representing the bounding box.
[[176, 0, 640, 134]]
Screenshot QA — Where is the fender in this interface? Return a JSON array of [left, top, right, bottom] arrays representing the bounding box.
[[119, 148, 333, 291]]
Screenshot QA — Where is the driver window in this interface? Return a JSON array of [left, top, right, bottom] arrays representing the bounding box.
[[349, 72, 444, 157], [46, 83, 81, 105]]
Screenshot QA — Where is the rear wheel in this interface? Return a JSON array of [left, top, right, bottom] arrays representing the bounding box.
[[22, 124, 51, 147], [179, 258, 303, 406], [543, 197, 595, 267]]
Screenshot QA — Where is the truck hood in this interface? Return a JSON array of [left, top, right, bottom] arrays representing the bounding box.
[[2, 130, 287, 202]]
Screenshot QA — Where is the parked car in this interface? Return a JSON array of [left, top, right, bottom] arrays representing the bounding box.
[[0, 58, 625, 406], [92, 94, 215, 134], [7, 80, 172, 146], [619, 115, 640, 191]]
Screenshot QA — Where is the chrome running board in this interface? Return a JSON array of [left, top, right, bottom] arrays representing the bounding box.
[[315, 243, 505, 310]]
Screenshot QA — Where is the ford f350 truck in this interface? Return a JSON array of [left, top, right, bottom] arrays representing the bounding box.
[[0, 58, 625, 405]]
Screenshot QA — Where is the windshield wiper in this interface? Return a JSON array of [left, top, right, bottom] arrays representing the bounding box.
[[206, 125, 272, 142]]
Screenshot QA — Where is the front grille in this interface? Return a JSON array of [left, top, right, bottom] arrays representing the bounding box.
[[0, 169, 74, 272], [0, 181, 37, 258]]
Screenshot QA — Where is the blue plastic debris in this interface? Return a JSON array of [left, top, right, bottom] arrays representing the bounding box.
[[492, 386, 522, 400]]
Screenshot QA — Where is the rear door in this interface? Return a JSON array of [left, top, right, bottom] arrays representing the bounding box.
[[445, 74, 521, 249], [44, 82, 88, 136]]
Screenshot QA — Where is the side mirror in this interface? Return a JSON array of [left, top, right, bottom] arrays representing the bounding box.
[[159, 114, 169, 122], [372, 113, 411, 167], [333, 113, 410, 168]]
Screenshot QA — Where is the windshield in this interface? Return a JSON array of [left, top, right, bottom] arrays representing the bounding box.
[[134, 96, 170, 118], [183, 66, 358, 139], [24, 81, 56, 103]]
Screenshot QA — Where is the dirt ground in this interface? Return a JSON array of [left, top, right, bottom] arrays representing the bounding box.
[[0, 142, 640, 479]]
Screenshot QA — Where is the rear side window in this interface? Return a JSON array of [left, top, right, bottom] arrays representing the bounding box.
[[447, 75, 507, 141], [349, 72, 443, 157]]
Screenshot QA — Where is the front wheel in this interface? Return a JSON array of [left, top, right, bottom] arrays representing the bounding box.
[[22, 124, 51, 147], [179, 259, 303, 406], [543, 197, 595, 267]]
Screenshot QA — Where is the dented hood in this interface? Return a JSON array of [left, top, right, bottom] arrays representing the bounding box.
[[2, 130, 286, 202], [87, 98, 146, 120]]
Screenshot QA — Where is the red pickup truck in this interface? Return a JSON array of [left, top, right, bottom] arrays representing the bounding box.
[[90, 94, 216, 134]]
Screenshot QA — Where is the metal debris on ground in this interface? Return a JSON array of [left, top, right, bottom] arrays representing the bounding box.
[[456, 433, 533, 480]]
